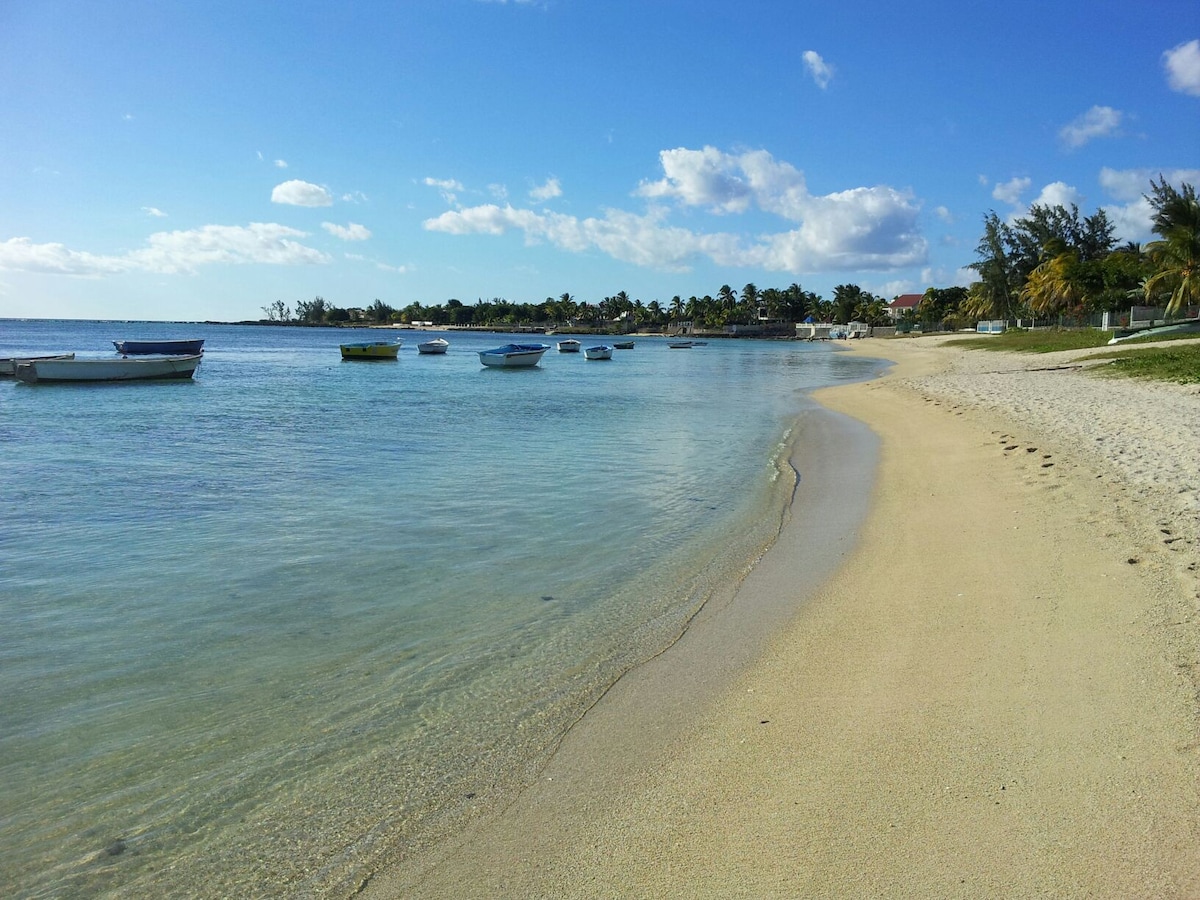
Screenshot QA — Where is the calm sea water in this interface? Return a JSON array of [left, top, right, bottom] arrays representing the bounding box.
[[0, 320, 880, 897]]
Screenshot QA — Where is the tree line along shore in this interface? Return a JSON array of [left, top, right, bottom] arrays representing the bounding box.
[[254, 177, 1197, 335]]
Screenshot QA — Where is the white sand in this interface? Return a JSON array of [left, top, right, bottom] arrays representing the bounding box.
[[363, 336, 1200, 899]]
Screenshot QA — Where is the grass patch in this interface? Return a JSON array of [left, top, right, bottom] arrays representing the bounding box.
[[1082, 344, 1200, 384], [943, 329, 1112, 353]]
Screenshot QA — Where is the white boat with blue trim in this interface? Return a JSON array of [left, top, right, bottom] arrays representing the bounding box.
[[478, 343, 550, 368]]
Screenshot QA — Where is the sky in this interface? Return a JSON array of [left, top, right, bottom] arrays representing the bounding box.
[[1, 0, 1198, 322]]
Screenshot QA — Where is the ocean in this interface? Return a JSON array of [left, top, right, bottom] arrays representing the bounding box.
[[0, 320, 881, 897]]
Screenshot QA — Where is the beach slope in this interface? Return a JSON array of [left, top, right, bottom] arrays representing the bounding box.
[[365, 338, 1199, 898]]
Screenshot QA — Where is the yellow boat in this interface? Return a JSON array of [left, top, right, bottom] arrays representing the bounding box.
[[340, 340, 402, 360]]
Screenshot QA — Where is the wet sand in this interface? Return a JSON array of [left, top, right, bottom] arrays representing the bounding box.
[[363, 336, 1200, 898]]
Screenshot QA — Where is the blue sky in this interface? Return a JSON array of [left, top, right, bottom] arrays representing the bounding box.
[[1, 0, 1197, 322]]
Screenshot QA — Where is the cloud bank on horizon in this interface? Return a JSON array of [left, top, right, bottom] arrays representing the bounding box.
[[0, 3, 1196, 321]]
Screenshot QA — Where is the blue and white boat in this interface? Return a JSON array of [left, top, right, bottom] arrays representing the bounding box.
[[584, 345, 613, 360], [478, 343, 550, 368]]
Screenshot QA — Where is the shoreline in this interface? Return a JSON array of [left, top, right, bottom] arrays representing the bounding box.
[[363, 336, 1200, 898]]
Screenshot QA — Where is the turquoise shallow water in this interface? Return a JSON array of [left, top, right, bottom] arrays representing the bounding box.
[[0, 320, 881, 897]]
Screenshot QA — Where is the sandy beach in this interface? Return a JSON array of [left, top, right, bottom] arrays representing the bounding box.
[[363, 336, 1200, 898]]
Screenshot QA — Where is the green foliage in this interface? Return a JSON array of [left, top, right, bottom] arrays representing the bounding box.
[[1143, 178, 1200, 316], [943, 328, 1112, 353], [1086, 344, 1200, 384]]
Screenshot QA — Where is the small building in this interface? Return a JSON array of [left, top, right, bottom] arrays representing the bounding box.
[[888, 294, 922, 320]]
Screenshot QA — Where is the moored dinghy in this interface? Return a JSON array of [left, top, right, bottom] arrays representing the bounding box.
[[478, 343, 550, 368], [417, 338, 449, 354], [613, 341, 635, 349], [556, 339, 581, 352], [113, 338, 205, 355], [583, 345, 613, 360], [340, 340, 402, 360], [15, 354, 202, 383]]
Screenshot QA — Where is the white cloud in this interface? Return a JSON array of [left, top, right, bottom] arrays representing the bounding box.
[[933, 205, 954, 223], [1163, 39, 1200, 96], [0, 223, 330, 277], [142, 207, 167, 218], [1104, 197, 1155, 243], [424, 177, 464, 191], [274, 159, 288, 168], [342, 191, 369, 204], [1100, 166, 1200, 201], [1099, 166, 1200, 242], [530, 177, 562, 201], [992, 176, 1031, 205], [271, 179, 334, 207], [488, 183, 509, 201], [1059, 105, 1122, 149], [0, 237, 133, 276], [322, 221, 372, 241], [425, 146, 927, 275], [1031, 181, 1083, 209], [423, 176, 465, 204], [803, 50, 834, 89]]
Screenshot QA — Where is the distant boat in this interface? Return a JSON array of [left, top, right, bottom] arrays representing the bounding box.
[[691, 341, 708, 346], [478, 343, 550, 368], [417, 338, 449, 354], [613, 341, 635, 349], [668, 341, 694, 349], [15, 354, 201, 384], [340, 340, 402, 360], [0, 353, 75, 377], [557, 339, 581, 352], [113, 339, 205, 355], [584, 345, 613, 360]]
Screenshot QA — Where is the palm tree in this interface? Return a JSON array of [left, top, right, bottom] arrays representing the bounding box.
[[1020, 238, 1085, 316], [1143, 179, 1200, 317]]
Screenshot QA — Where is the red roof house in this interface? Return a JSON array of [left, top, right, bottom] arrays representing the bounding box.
[[888, 294, 922, 319]]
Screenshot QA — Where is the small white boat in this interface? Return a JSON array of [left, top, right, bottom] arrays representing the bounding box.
[[1108, 317, 1200, 344], [557, 339, 581, 352], [478, 343, 550, 368], [584, 345, 613, 360], [668, 341, 694, 349], [15, 354, 202, 383], [613, 341, 635, 350], [340, 340, 402, 360], [0, 353, 75, 377], [417, 338, 449, 354]]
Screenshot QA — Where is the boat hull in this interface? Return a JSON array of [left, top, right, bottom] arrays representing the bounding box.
[[15, 354, 202, 383], [0, 353, 75, 377], [478, 343, 550, 368], [113, 339, 205, 355], [340, 341, 402, 360], [557, 340, 581, 352], [584, 345, 613, 360], [417, 339, 449, 354], [612, 341, 635, 349], [1108, 318, 1200, 344]]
